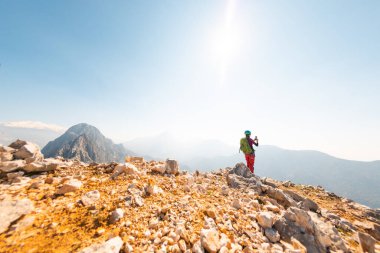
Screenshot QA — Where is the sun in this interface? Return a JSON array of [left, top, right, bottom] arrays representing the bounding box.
[[208, 0, 242, 84]]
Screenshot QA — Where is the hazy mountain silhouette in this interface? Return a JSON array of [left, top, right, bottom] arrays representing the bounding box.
[[125, 135, 380, 208], [42, 123, 130, 163]]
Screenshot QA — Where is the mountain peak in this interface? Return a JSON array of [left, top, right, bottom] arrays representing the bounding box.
[[41, 123, 126, 163]]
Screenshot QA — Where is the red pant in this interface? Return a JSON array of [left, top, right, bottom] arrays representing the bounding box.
[[245, 153, 255, 173]]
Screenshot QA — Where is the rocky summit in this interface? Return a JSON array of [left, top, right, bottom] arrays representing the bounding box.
[[0, 141, 379, 253], [41, 123, 127, 163]]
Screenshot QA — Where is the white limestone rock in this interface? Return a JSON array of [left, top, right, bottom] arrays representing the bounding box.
[[0, 151, 13, 162], [7, 171, 24, 180], [165, 159, 179, 175], [358, 232, 376, 253], [81, 190, 101, 206], [151, 164, 166, 174], [200, 228, 221, 253], [257, 212, 275, 229], [109, 208, 124, 224], [0, 160, 26, 173], [110, 163, 139, 179], [309, 212, 348, 252], [192, 240, 205, 253], [0, 198, 34, 234], [79, 236, 123, 253], [23, 162, 50, 172], [56, 179, 83, 194], [12, 141, 43, 160]]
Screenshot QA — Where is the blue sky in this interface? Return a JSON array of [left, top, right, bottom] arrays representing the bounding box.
[[1, 0, 379, 161]]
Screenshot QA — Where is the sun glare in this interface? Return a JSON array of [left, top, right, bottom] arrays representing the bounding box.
[[208, 0, 242, 84]]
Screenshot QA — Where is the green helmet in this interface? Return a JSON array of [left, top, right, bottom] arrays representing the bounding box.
[[244, 130, 251, 135]]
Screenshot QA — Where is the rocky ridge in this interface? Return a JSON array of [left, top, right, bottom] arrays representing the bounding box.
[[0, 141, 379, 253]]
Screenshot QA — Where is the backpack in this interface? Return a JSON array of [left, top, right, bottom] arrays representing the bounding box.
[[240, 138, 254, 154]]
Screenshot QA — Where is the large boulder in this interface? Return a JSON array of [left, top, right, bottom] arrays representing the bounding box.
[[0, 160, 26, 173], [12, 141, 43, 162], [274, 207, 349, 253], [309, 212, 348, 252], [266, 187, 297, 209], [286, 207, 314, 233], [257, 212, 276, 229], [0, 198, 34, 234], [274, 216, 319, 253]]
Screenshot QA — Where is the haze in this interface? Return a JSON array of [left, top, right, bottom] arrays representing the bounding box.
[[1, 1, 379, 161]]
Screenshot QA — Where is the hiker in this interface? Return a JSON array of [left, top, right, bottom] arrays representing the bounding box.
[[240, 130, 259, 173]]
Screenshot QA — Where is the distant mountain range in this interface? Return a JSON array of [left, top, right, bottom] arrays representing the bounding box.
[[42, 123, 130, 163], [124, 134, 380, 208]]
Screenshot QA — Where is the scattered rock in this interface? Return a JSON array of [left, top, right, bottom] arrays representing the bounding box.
[[79, 236, 123, 253], [81, 190, 100, 206], [265, 204, 280, 213], [145, 184, 162, 195], [257, 212, 275, 229], [109, 208, 124, 224], [110, 163, 139, 179], [29, 181, 42, 189], [264, 228, 280, 243], [221, 185, 229, 196], [0, 198, 34, 234], [192, 240, 205, 253], [151, 164, 166, 174], [206, 208, 217, 219], [300, 198, 319, 212], [165, 159, 179, 175], [232, 199, 242, 209], [266, 187, 297, 208], [124, 243, 133, 253], [282, 181, 295, 187], [200, 228, 220, 253], [56, 179, 83, 194]]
